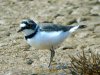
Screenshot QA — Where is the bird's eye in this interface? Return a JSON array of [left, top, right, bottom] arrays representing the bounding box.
[[28, 24, 32, 28]]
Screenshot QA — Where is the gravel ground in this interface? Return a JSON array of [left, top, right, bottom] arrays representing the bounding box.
[[0, 0, 100, 75]]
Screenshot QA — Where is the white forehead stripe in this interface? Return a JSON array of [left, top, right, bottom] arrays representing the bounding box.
[[20, 23, 26, 27]]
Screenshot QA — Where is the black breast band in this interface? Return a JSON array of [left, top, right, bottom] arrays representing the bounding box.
[[25, 26, 39, 40]]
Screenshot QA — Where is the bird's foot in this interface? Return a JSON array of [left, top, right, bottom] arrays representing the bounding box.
[[48, 61, 57, 71]]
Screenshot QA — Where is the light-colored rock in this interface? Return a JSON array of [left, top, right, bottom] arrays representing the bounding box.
[[94, 26, 100, 33], [90, 6, 100, 15], [75, 31, 90, 38], [71, 7, 90, 16]]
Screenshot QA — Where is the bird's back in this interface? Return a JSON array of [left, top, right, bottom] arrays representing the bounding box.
[[39, 23, 74, 32]]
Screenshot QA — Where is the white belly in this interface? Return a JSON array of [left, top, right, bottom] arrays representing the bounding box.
[[27, 31, 70, 49]]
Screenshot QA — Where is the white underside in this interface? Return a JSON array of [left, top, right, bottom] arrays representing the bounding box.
[[24, 25, 79, 49], [27, 31, 70, 49]]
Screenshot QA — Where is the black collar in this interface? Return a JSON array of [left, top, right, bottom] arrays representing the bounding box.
[[25, 26, 39, 40]]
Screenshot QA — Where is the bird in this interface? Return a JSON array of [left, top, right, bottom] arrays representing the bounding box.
[[17, 19, 86, 67]]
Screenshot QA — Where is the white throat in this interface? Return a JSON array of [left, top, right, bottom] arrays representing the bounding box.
[[23, 29, 35, 36]]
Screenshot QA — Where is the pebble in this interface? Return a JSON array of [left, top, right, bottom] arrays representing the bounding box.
[[5, 32, 11, 36], [66, 19, 77, 25], [94, 26, 100, 33], [71, 7, 90, 16], [26, 59, 33, 65], [62, 46, 74, 50], [31, 74, 38, 75], [56, 63, 68, 70], [75, 31, 89, 38], [90, 6, 100, 16], [54, 13, 64, 18]]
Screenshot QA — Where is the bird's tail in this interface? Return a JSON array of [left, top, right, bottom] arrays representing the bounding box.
[[69, 18, 87, 33], [69, 25, 87, 33]]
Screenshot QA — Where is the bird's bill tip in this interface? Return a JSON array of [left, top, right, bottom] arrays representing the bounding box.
[[17, 28, 23, 33]]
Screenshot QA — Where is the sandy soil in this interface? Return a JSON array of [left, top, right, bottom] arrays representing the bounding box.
[[0, 0, 100, 75]]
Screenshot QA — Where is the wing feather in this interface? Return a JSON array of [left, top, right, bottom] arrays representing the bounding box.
[[39, 23, 74, 32]]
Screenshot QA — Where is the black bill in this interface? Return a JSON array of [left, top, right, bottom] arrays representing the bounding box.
[[17, 27, 25, 32]]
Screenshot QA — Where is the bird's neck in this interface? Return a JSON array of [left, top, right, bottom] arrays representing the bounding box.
[[23, 26, 39, 40]]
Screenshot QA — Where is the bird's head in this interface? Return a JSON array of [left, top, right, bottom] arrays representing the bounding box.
[[18, 19, 37, 35]]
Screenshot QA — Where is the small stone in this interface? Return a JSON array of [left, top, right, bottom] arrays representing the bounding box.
[[56, 65, 62, 70], [42, 21, 53, 23], [54, 14, 64, 18], [31, 74, 38, 75], [48, 0, 51, 3], [62, 46, 74, 50], [6, 32, 11, 36], [90, 6, 100, 16], [62, 64, 67, 69], [80, 17, 90, 21], [90, 14, 99, 16], [94, 26, 100, 33], [26, 59, 33, 65], [67, 19, 77, 25], [71, 7, 90, 16], [98, 0, 100, 2], [56, 63, 68, 70], [29, 0, 34, 1], [75, 31, 89, 38]]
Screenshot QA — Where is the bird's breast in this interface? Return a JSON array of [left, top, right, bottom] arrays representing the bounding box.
[[26, 31, 70, 49]]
